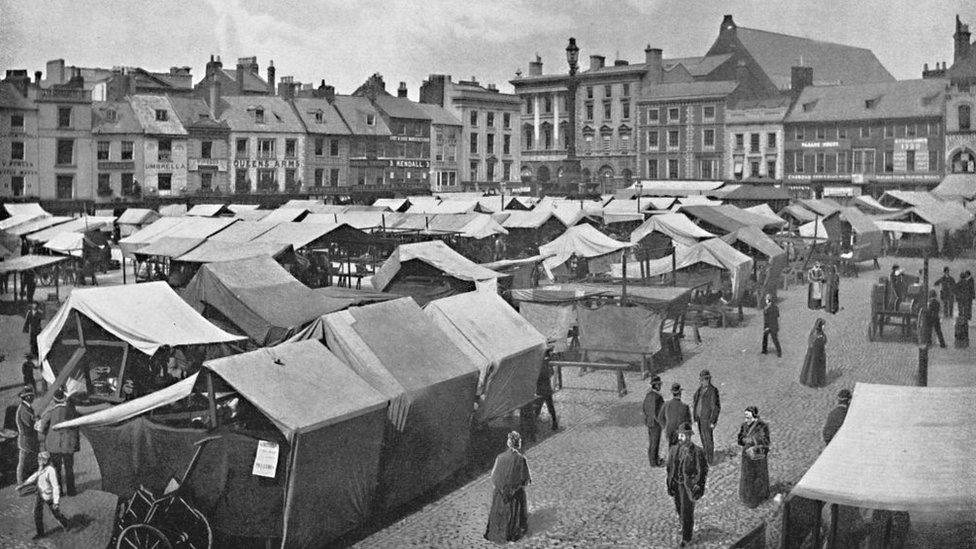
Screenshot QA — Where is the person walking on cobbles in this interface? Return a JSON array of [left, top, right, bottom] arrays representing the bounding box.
[[23, 301, 43, 359], [37, 388, 79, 496], [822, 389, 852, 445], [934, 267, 955, 318], [484, 431, 531, 543], [692, 370, 720, 465], [761, 294, 782, 357], [16, 386, 39, 486], [21, 353, 34, 390], [533, 355, 558, 431], [642, 375, 665, 467], [657, 383, 692, 448], [957, 271, 974, 320], [17, 451, 70, 539], [666, 422, 708, 547], [799, 318, 828, 388], [926, 290, 946, 348], [737, 406, 770, 508]]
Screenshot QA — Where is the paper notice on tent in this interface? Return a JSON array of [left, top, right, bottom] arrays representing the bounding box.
[[252, 440, 280, 478]]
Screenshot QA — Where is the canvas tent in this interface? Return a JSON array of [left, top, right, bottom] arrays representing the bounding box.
[[678, 205, 748, 235], [182, 255, 349, 345], [721, 226, 787, 300], [158, 203, 188, 217], [36, 281, 245, 405], [621, 180, 724, 197], [291, 298, 479, 509], [426, 291, 546, 422], [779, 204, 819, 225], [250, 222, 365, 251], [783, 383, 976, 548], [0, 213, 46, 232], [838, 207, 883, 262], [175, 241, 292, 264], [372, 240, 504, 304], [613, 238, 753, 301], [932, 173, 976, 200], [117, 208, 161, 237], [3, 202, 49, 218], [744, 203, 788, 226], [185, 203, 230, 217], [259, 208, 308, 224], [630, 213, 716, 249], [538, 224, 633, 277], [852, 195, 901, 215]]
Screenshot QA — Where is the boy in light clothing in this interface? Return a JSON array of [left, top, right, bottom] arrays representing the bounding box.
[[16, 451, 70, 539]]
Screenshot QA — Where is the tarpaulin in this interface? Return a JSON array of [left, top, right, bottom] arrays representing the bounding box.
[[577, 305, 661, 362], [132, 236, 205, 259], [207, 221, 279, 243], [372, 240, 504, 291], [117, 208, 161, 237], [38, 281, 246, 380], [251, 221, 360, 250], [260, 208, 308, 224], [182, 256, 347, 346], [613, 238, 752, 301], [55, 373, 199, 430], [158, 204, 188, 217], [792, 383, 976, 513], [42, 232, 85, 256], [721, 226, 787, 299], [186, 203, 229, 217], [309, 298, 479, 510], [0, 213, 44, 231], [7, 216, 71, 237], [425, 292, 546, 422], [175, 241, 291, 263], [679, 205, 748, 234], [839, 207, 883, 262], [744, 203, 787, 226], [0, 254, 68, 274], [518, 302, 575, 352], [630, 213, 715, 248], [539, 224, 633, 273]]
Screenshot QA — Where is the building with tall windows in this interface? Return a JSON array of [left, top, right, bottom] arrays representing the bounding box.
[[36, 70, 94, 200], [419, 74, 521, 190], [723, 96, 791, 183], [222, 95, 305, 194], [0, 72, 39, 198], [91, 99, 144, 200]]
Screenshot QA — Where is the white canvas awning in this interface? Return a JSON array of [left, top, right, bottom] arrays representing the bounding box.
[[53, 373, 200, 429]]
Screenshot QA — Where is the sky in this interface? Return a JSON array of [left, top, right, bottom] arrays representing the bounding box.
[[0, 0, 970, 98]]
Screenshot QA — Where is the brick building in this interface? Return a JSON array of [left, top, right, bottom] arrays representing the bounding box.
[[292, 85, 352, 190], [0, 72, 39, 198], [419, 74, 520, 189], [415, 102, 462, 191], [44, 59, 194, 101], [782, 78, 947, 197], [924, 15, 976, 180]]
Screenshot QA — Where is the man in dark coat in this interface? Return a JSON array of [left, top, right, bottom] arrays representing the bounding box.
[[926, 290, 946, 348], [23, 302, 43, 359], [22, 353, 35, 390], [534, 356, 558, 431], [692, 370, 721, 465], [761, 294, 782, 357], [957, 271, 975, 320], [657, 383, 692, 448], [642, 375, 665, 467], [16, 386, 38, 486], [822, 389, 852, 445], [37, 388, 80, 496], [666, 422, 708, 547], [934, 267, 955, 318]]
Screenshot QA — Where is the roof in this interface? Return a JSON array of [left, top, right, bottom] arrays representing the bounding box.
[[37, 281, 245, 366], [0, 254, 68, 274], [259, 208, 308, 224], [0, 82, 35, 110], [743, 203, 787, 225], [291, 98, 351, 135], [331, 95, 391, 136], [716, 185, 791, 202], [372, 240, 504, 291], [679, 205, 748, 234], [372, 198, 408, 211], [641, 80, 739, 101], [205, 340, 388, 439], [797, 198, 842, 217], [158, 203, 188, 217], [219, 68, 269, 94], [839, 207, 881, 235], [117, 208, 160, 226], [613, 237, 753, 299], [166, 96, 229, 131], [414, 102, 462, 126], [715, 204, 785, 230], [423, 213, 507, 239], [720, 225, 785, 260], [501, 209, 556, 229], [0, 213, 45, 231], [407, 200, 478, 215], [779, 204, 818, 222], [251, 221, 356, 249], [305, 212, 387, 230], [219, 95, 305, 133], [4, 203, 49, 218], [186, 203, 229, 217], [372, 93, 432, 120], [208, 220, 278, 242], [539, 224, 633, 272], [732, 26, 894, 89], [7, 216, 72, 236], [183, 255, 346, 345], [25, 216, 114, 243], [630, 213, 716, 247], [128, 95, 187, 135], [92, 101, 142, 134], [175, 240, 291, 263], [933, 174, 976, 201], [623, 180, 725, 197], [791, 383, 976, 512], [132, 236, 204, 258], [786, 79, 946, 123]]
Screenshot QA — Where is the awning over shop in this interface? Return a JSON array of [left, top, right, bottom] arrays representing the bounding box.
[[792, 383, 976, 512]]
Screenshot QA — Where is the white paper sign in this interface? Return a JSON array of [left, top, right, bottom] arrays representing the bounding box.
[[252, 440, 280, 478]]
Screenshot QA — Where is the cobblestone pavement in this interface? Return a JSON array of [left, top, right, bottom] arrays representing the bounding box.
[[354, 256, 976, 549]]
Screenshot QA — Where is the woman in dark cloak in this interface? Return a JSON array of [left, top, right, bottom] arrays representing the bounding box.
[[485, 431, 531, 543], [799, 318, 827, 387], [737, 406, 770, 508], [826, 264, 840, 314]]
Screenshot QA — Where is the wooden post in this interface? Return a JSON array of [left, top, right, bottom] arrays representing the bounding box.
[[917, 252, 929, 386], [671, 246, 677, 286], [206, 370, 218, 429], [827, 503, 839, 548], [621, 252, 628, 305]]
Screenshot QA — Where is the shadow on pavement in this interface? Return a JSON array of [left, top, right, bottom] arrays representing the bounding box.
[[525, 505, 559, 537], [824, 368, 845, 386]]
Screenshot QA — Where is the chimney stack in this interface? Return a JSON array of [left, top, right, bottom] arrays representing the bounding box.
[[278, 76, 295, 100], [397, 81, 408, 98], [46, 59, 65, 85], [208, 75, 221, 119], [34, 70, 42, 85], [791, 66, 813, 93], [267, 60, 276, 95], [317, 80, 335, 102], [206, 54, 223, 78], [589, 55, 606, 71], [529, 54, 543, 76], [645, 46, 663, 84], [955, 15, 972, 64], [721, 14, 737, 35]]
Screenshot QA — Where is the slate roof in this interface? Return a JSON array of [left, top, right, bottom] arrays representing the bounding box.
[[733, 27, 895, 89], [642, 80, 739, 101], [0, 83, 35, 110], [332, 95, 391, 136], [414, 102, 462, 126], [219, 95, 304, 133], [91, 101, 142, 134], [167, 96, 229, 131], [662, 54, 734, 77], [220, 68, 268, 94], [373, 93, 431, 120], [785, 79, 947, 123], [292, 97, 350, 135], [129, 95, 187, 135]]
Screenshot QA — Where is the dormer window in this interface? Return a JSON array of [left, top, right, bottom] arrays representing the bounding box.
[[366, 113, 375, 126], [802, 101, 816, 112], [314, 111, 324, 123], [864, 97, 879, 109], [155, 109, 168, 121], [255, 108, 265, 124], [105, 110, 118, 123]]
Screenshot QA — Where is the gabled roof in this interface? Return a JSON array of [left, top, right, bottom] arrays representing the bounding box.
[[331, 95, 391, 136], [786, 79, 947, 123], [220, 68, 268, 94], [731, 27, 894, 89], [92, 101, 142, 134], [219, 95, 304, 133], [662, 54, 734, 77], [0, 82, 35, 110], [128, 95, 187, 135], [642, 80, 739, 101], [291, 97, 351, 135], [372, 93, 431, 120], [167, 96, 229, 131], [414, 102, 462, 126]]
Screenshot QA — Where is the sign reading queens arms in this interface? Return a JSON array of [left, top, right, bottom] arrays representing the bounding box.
[[233, 159, 302, 169]]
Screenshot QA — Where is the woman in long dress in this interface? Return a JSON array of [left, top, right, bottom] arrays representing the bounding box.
[[737, 406, 771, 508], [485, 431, 531, 543], [799, 318, 828, 387]]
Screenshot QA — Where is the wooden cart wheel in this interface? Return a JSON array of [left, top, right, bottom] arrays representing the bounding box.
[[180, 507, 213, 549], [117, 524, 173, 549]]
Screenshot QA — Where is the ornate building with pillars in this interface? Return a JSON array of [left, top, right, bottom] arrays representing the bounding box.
[[925, 15, 976, 182]]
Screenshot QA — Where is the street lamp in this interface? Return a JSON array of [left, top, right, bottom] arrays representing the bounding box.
[[563, 37, 582, 196], [635, 181, 643, 212]]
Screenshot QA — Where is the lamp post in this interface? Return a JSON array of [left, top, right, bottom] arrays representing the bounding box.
[[563, 37, 582, 196], [635, 181, 643, 212]]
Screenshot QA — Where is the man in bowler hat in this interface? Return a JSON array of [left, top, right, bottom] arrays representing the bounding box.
[[657, 383, 692, 447], [642, 375, 665, 466], [692, 369, 721, 465], [666, 422, 709, 547]]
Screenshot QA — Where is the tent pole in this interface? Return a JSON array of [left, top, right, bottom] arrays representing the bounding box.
[[206, 370, 218, 428], [671, 246, 677, 286], [55, 264, 60, 301], [827, 503, 839, 548], [621, 252, 628, 305], [917, 251, 930, 386]]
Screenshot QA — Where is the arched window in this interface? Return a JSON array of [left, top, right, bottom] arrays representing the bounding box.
[[523, 127, 534, 150], [960, 104, 972, 130], [543, 127, 552, 150], [951, 149, 976, 173]]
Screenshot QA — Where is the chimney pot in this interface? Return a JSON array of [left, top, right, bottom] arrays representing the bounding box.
[[34, 70, 42, 84], [267, 61, 276, 95], [529, 55, 543, 76], [589, 55, 606, 71], [397, 81, 408, 98], [644, 47, 663, 84]]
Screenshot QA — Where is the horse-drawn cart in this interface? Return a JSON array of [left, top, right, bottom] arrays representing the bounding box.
[[867, 276, 923, 341]]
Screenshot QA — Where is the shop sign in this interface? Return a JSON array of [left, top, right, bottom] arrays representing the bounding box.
[[390, 136, 430, 143], [0, 160, 37, 175], [189, 158, 228, 171], [233, 158, 301, 169], [388, 159, 430, 169], [894, 138, 928, 151], [786, 174, 852, 182], [872, 173, 941, 183], [145, 162, 186, 171], [800, 141, 841, 149], [98, 161, 134, 170], [822, 186, 858, 197]]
